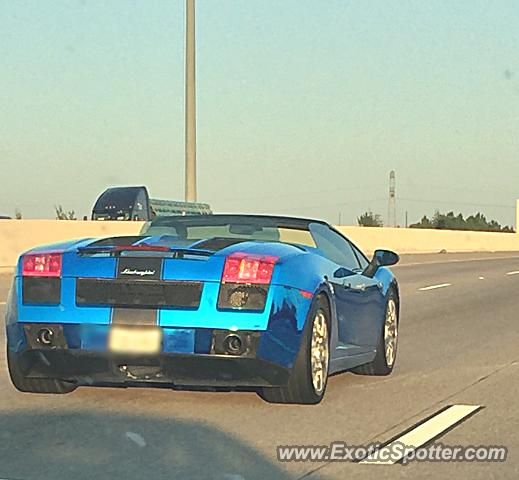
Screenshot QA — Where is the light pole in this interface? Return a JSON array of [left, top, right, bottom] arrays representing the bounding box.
[[185, 0, 197, 202]]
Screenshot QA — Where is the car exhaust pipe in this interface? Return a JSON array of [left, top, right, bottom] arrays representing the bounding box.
[[223, 334, 245, 355], [37, 328, 54, 346]]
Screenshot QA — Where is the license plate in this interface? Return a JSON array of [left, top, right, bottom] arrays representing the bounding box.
[[109, 326, 162, 355]]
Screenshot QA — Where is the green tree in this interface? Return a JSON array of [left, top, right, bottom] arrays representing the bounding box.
[[55, 205, 77, 220], [410, 210, 513, 232], [357, 210, 383, 227], [410, 215, 433, 228]]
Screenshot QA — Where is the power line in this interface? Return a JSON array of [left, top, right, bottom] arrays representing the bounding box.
[[400, 180, 519, 196], [399, 197, 515, 210], [215, 184, 386, 204], [262, 198, 387, 213]]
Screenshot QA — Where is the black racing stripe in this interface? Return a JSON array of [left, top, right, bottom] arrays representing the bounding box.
[[112, 308, 158, 326], [190, 237, 247, 251]]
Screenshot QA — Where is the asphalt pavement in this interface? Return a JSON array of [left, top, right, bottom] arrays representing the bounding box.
[[0, 252, 518, 479]]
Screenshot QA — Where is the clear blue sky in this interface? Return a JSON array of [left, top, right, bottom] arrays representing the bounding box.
[[1, 0, 519, 226]]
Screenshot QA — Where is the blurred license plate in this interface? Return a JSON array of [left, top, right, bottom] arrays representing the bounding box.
[[109, 326, 162, 354]]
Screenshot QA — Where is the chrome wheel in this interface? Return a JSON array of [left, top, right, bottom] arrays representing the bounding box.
[[384, 298, 398, 367], [310, 310, 329, 395]]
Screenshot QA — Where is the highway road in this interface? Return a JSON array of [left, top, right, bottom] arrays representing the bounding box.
[[0, 252, 518, 479]]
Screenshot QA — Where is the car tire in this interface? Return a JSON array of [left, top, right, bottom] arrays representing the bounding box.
[[352, 290, 398, 376], [6, 349, 77, 394], [258, 295, 330, 405]]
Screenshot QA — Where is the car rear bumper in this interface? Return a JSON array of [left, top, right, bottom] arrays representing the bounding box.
[[10, 348, 291, 388], [6, 321, 295, 388]]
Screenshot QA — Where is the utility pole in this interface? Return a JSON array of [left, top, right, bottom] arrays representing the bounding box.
[[185, 0, 197, 202], [387, 170, 396, 227]]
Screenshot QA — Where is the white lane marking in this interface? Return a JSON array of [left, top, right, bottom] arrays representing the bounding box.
[[478, 276, 485, 280], [0, 302, 6, 305], [360, 405, 481, 465], [506, 271, 519, 275], [418, 283, 452, 291], [125, 431, 146, 447]]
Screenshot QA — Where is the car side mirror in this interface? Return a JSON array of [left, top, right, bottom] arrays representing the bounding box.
[[374, 249, 399, 267], [363, 249, 399, 277]]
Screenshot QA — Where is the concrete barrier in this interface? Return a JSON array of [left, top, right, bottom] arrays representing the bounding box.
[[0, 220, 144, 268], [1, 219, 518, 268], [336, 226, 519, 255]]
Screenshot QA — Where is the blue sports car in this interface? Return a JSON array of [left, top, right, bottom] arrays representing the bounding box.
[[5, 215, 399, 404]]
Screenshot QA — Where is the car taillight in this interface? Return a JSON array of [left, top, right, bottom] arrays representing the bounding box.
[[219, 253, 279, 311], [221, 253, 279, 284], [22, 253, 62, 277]]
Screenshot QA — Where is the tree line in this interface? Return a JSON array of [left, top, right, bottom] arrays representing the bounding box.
[[357, 210, 514, 232]]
